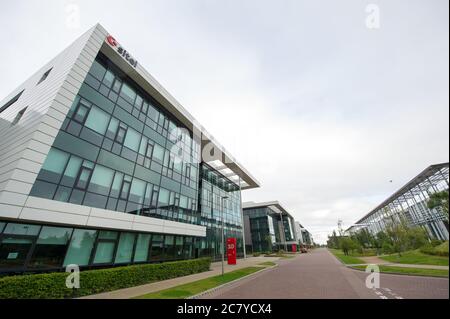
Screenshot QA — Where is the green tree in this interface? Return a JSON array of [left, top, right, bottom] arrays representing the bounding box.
[[427, 190, 449, 221], [339, 237, 359, 256], [385, 221, 409, 257], [405, 226, 428, 250]]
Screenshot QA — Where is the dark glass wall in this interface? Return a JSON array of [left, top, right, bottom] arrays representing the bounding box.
[[244, 207, 296, 253], [0, 220, 197, 274]]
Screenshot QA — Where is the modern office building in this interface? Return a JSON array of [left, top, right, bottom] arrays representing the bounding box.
[[348, 163, 449, 241], [294, 222, 313, 248], [243, 201, 298, 253], [0, 24, 260, 274]]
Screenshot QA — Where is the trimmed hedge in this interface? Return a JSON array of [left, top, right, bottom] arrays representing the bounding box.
[[0, 258, 211, 299]]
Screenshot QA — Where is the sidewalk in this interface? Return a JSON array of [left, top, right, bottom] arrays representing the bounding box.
[[80, 256, 281, 299], [357, 256, 449, 270]]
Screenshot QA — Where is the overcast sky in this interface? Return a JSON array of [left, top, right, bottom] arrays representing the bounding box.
[[1, 1, 448, 244]]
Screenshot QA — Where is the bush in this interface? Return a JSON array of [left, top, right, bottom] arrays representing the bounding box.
[[420, 241, 449, 257], [252, 252, 261, 257], [382, 242, 394, 255], [430, 240, 444, 247], [0, 258, 211, 299]]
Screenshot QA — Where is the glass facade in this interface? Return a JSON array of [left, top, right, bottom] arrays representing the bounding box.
[[198, 165, 244, 260], [0, 220, 197, 273], [244, 207, 296, 253], [20, 52, 245, 271], [30, 53, 201, 225]]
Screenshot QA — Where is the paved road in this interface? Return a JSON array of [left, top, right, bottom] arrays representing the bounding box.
[[201, 248, 449, 299]]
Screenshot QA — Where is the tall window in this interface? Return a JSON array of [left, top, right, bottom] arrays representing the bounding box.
[[72, 99, 91, 124], [28, 226, 73, 269], [75, 162, 94, 190]]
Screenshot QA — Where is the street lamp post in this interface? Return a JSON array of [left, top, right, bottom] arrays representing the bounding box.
[[221, 196, 229, 276]]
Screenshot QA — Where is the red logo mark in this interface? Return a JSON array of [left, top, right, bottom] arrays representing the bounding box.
[[106, 35, 118, 47]]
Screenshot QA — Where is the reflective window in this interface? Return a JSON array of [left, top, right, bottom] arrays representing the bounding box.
[[98, 231, 118, 240], [63, 229, 97, 267], [93, 231, 118, 264], [61, 156, 82, 187], [115, 233, 136, 264], [85, 106, 110, 135], [73, 100, 91, 124], [124, 128, 141, 151], [134, 234, 151, 263], [150, 235, 163, 261], [90, 60, 107, 81], [29, 226, 73, 269], [30, 180, 57, 199], [164, 235, 175, 260], [175, 236, 183, 259], [103, 70, 115, 88], [3, 223, 41, 236], [0, 237, 34, 270], [115, 125, 127, 144], [88, 165, 114, 196], [129, 179, 146, 204], [41, 148, 70, 183], [75, 164, 93, 190], [183, 237, 193, 259], [110, 172, 124, 198], [120, 176, 132, 200], [120, 83, 136, 105], [0, 222, 5, 233], [153, 144, 164, 162], [93, 242, 116, 264], [158, 188, 170, 207]]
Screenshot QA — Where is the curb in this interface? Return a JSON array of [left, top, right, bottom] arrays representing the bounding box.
[[187, 264, 279, 299]]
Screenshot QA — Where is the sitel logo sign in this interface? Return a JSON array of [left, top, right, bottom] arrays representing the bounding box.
[[106, 35, 138, 68]]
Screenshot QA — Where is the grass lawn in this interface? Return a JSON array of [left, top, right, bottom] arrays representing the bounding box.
[[329, 249, 366, 265], [264, 254, 295, 259], [259, 261, 277, 267], [380, 250, 449, 266], [135, 267, 263, 299], [352, 265, 449, 278]]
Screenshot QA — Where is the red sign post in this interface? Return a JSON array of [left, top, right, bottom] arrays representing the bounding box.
[[227, 238, 237, 265], [292, 244, 297, 253]]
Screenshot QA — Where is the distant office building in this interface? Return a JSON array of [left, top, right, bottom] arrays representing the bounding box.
[[0, 24, 260, 274], [348, 163, 449, 241], [243, 201, 298, 253], [295, 222, 313, 247]]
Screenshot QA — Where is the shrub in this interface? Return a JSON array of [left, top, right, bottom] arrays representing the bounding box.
[[252, 252, 261, 257], [382, 242, 394, 255], [420, 241, 449, 257], [0, 258, 211, 299], [430, 240, 444, 247]]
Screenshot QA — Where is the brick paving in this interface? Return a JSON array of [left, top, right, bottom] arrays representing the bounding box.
[[201, 248, 449, 299]]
